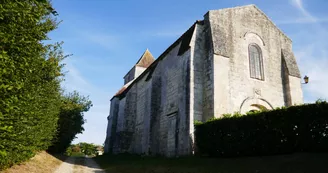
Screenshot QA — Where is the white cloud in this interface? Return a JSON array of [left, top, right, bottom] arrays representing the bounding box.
[[151, 30, 184, 37], [73, 103, 110, 145], [61, 57, 112, 145], [289, 0, 328, 102], [277, 18, 328, 25], [81, 32, 118, 50], [290, 0, 316, 21], [277, 0, 328, 25], [62, 58, 91, 93], [144, 21, 193, 38], [295, 47, 328, 102]]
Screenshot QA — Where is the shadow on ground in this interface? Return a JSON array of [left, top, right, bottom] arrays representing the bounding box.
[[50, 152, 328, 173], [50, 153, 103, 169]]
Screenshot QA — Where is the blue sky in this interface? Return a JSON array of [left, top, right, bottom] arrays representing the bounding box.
[[49, 0, 328, 145]]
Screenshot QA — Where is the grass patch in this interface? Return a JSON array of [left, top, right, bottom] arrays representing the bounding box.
[[70, 152, 85, 157], [1, 151, 66, 173], [94, 153, 328, 173]]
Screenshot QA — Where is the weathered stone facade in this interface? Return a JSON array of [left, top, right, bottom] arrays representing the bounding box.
[[104, 5, 304, 157]]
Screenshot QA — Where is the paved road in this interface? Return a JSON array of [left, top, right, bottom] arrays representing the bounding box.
[[54, 157, 105, 173]]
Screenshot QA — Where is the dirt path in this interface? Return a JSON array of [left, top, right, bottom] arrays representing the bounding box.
[[54, 157, 105, 173]]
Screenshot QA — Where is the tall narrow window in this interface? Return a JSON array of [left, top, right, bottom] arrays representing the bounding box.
[[249, 44, 264, 80]]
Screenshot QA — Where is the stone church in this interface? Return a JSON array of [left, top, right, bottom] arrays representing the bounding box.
[[104, 4, 304, 157]]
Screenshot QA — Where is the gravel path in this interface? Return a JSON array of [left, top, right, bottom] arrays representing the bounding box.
[[54, 157, 105, 173], [82, 158, 106, 173], [54, 157, 75, 173]]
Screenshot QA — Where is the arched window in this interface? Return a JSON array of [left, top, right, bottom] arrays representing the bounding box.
[[249, 44, 264, 80]]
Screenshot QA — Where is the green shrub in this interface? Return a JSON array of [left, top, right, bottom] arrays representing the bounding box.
[[195, 102, 328, 157], [194, 120, 203, 126]]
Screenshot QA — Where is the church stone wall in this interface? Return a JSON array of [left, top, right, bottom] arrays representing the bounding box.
[[124, 67, 135, 84], [149, 43, 191, 156], [116, 97, 126, 132], [207, 5, 303, 116], [190, 24, 205, 123], [202, 16, 215, 121], [213, 54, 231, 117], [189, 23, 206, 152], [114, 85, 137, 153], [105, 5, 304, 157], [135, 66, 146, 79], [110, 40, 194, 157], [288, 76, 303, 105], [104, 97, 119, 153], [131, 74, 151, 154]]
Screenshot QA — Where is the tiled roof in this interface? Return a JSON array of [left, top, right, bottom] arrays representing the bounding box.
[[114, 86, 127, 96], [136, 49, 155, 68], [113, 80, 134, 97]]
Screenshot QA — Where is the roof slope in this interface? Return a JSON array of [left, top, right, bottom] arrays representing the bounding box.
[[111, 4, 300, 100], [208, 4, 291, 41], [136, 49, 155, 68], [111, 20, 202, 100], [114, 80, 134, 97], [206, 4, 292, 58]]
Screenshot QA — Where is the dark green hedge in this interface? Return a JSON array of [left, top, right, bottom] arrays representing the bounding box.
[[0, 0, 63, 170], [0, 0, 92, 170], [195, 101, 328, 157]]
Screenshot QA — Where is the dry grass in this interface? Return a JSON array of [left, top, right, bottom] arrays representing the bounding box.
[[1, 151, 66, 173]]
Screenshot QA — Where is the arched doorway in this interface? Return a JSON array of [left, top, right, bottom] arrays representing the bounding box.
[[251, 104, 268, 111], [240, 97, 273, 114]]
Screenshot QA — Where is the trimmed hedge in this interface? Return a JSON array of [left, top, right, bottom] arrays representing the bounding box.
[[195, 101, 328, 157], [0, 0, 92, 170], [0, 0, 63, 170]]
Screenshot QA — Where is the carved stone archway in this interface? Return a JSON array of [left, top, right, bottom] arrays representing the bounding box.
[[239, 97, 273, 114]]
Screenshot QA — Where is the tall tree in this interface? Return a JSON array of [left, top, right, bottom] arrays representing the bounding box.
[[48, 91, 92, 153], [0, 0, 65, 169], [79, 142, 98, 156]]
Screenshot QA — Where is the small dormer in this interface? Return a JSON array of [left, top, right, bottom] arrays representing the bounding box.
[[123, 49, 155, 84]]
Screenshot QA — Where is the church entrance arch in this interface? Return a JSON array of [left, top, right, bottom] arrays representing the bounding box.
[[239, 97, 273, 114]]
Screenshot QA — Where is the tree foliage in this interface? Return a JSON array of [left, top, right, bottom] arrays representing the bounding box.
[[65, 142, 102, 156], [0, 0, 92, 170], [0, 0, 66, 169], [195, 101, 328, 157], [48, 92, 92, 153], [79, 142, 98, 156]]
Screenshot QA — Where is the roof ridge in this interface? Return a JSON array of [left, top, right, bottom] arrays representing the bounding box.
[[250, 5, 292, 42], [111, 20, 201, 100], [206, 4, 291, 42], [136, 49, 154, 64], [207, 4, 256, 13], [136, 49, 155, 68]]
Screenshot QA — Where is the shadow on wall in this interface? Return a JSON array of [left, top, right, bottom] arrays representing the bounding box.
[[281, 55, 292, 107]]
